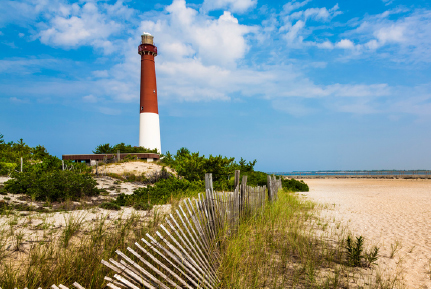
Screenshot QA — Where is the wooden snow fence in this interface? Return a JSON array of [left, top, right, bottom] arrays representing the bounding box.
[[17, 172, 282, 289], [100, 172, 282, 289], [1, 283, 86, 289]]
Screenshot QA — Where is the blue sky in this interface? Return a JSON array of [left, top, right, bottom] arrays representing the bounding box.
[[1, 0, 430, 171]]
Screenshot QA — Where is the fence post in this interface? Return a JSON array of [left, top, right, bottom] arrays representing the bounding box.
[[117, 150, 120, 162], [96, 161, 98, 175], [267, 175, 272, 202], [62, 160, 64, 171], [20, 157, 23, 173], [240, 175, 247, 215], [234, 170, 240, 190], [205, 173, 213, 192]]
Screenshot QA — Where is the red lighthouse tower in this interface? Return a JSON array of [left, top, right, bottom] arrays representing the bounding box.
[[138, 32, 161, 153]]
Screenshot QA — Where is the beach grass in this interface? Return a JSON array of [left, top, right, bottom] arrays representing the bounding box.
[[0, 209, 165, 288], [217, 190, 403, 288], [0, 189, 403, 288]]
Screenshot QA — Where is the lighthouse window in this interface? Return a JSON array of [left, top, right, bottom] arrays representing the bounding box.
[[141, 106, 143, 110]]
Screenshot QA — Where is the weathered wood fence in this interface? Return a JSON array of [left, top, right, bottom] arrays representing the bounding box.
[[21, 171, 282, 289]]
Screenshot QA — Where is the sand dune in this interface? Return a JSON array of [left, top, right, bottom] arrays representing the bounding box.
[[302, 178, 431, 288], [95, 161, 176, 176]]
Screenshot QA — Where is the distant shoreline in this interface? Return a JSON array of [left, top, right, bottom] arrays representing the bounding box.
[[270, 170, 431, 179], [287, 175, 431, 179]]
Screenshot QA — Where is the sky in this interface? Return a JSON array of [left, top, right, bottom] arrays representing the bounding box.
[[0, 0, 430, 172]]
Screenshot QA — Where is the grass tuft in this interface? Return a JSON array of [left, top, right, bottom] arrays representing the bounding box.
[[217, 190, 392, 288]]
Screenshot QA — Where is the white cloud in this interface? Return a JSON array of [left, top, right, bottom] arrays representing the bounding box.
[[365, 39, 379, 50], [276, 5, 431, 63], [0, 0, 136, 54], [0, 58, 62, 74], [38, 2, 124, 53], [201, 0, 257, 14], [283, 0, 311, 14], [335, 39, 355, 49], [340, 9, 431, 62], [1, 0, 430, 121], [92, 70, 109, 78], [140, 0, 255, 68], [9, 97, 28, 104], [316, 41, 334, 49], [82, 94, 98, 103], [0, 0, 85, 28], [280, 3, 341, 48], [374, 24, 405, 44], [281, 20, 305, 44], [289, 5, 341, 22], [327, 84, 390, 97]]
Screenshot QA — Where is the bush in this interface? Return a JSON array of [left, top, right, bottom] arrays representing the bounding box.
[[0, 162, 17, 175], [243, 171, 269, 187], [0, 185, 6, 195], [119, 177, 204, 205], [161, 147, 258, 191], [133, 202, 153, 211], [146, 167, 172, 184], [0, 134, 56, 175], [93, 143, 158, 154], [99, 202, 121, 210], [113, 193, 127, 206], [345, 235, 379, 267], [5, 170, 100, 202], [282, 178, 309, 192]]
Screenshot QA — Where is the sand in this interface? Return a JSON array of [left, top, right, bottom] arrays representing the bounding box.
[[302, 178, 431, 288], [95, 161, 176, 177], [0, 173, 171, 258]]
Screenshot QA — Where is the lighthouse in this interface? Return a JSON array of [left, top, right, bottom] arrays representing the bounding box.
[[138, 32, 161, 153]]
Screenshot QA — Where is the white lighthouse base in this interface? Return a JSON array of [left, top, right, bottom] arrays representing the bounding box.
[[139, 112, 161, 153]]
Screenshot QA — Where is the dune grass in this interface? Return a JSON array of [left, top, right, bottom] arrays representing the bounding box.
[[0, 189, 403, 288], [217, 190, 403, 288], [0, 209, 165, 288]]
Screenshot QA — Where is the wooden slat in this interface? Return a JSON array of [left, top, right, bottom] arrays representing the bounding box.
[[131, 243, 193, 289], [145, 233, 205, 287], [115, 250, 171, 289], [138, 237, 201, 288]]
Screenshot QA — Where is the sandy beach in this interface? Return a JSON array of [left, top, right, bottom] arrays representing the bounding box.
[[302, 178, 431, 288]]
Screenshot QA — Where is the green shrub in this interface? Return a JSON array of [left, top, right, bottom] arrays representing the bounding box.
[[0, 201, 49, 213], [120, 177, 204, 205], [146, 167, 172, 184], [161, 147, 257, 191], [113, 193, 127, 206], [282, 178, 309, 192], [345, 235, 379, 267], [0, 134, 62, 175], [243, 171, 269, 187], [5, 170, 99, 202], [346, 235, 363, 266], [93, 143, 158, 154], [133, 202, 153, 211], [99, 202, 121, 210], [0, 162, 17, 175]]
